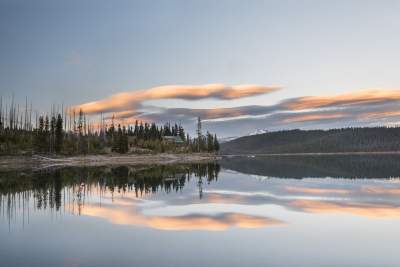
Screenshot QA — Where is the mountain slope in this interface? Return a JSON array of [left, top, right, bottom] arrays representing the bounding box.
[[220, 127, 400, 154]]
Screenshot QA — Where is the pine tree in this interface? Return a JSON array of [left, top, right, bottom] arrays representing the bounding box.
[[138, 121, 144, 138], [55, 114, 63, 153], [114, 124, 128, 153], [213, 134, 219, 152], [196, 117, 202, 152], [207, 131, 214, 152], [35, 116, 45, 152], [134, 120, 139, 136], [50, 115, 56, 152], [163, 123, 171, 136], [44, 115, 50, 152], [179, 125, 185, 141]]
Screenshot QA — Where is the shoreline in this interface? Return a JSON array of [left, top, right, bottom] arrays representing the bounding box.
[[0, 153, 219, 171], [220, 151, 400, 157], [2, 151, 400, 170]]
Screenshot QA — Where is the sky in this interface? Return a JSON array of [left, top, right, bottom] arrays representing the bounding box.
[[1, 0, 400, 137]]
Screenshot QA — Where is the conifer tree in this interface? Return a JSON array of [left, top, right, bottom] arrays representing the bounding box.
[[213, 134, 219, 152], [55, 114, 63, 153], [179, 125, 185, 141], [207, 131, 214, 152]]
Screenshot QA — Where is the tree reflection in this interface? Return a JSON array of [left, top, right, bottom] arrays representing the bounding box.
[[0, 163, 220, 223]]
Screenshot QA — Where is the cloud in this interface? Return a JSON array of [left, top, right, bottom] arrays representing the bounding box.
[[202, 89, 400, 135], [72, 86, 400, 137], [73, 84, 281, 114], [145, 88, 400, 122], [358, 110, 400, 120], [145, 105, 277, 121], [282, 89, 400, 110], [280, 113, 347, 124]]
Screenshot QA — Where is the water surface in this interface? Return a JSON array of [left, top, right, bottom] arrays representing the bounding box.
[[1, 156, 400, 267]]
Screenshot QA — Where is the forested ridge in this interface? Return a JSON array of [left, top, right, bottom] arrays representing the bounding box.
[[221, 127, 400, 154]]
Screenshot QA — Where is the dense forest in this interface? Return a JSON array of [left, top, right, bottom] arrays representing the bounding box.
[[221, 127, 400, 154], [0, 99, 219, 155]]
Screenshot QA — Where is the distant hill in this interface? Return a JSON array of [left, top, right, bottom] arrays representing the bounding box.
[[220, 127, 400, 154]]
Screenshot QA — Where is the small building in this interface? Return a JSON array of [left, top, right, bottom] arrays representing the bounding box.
[[162, 135, 184, 144]]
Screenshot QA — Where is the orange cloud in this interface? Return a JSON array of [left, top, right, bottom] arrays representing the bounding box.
[[73, 84, 281, 115], [285, 89, 400, 110], [281, 113, 346, 123], [70, 86, 400, 130], [358, 110, 400, 120]]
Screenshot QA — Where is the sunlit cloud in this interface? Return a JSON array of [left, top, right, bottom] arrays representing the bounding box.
[[152, 89, 400, 124], [358, 110, 400, 120], [281, 113, 347, 124], [283, 89, 400, 110], [73, 84, 281, 114], [104, 109, 142, 120], [71, 86, 400, 136]]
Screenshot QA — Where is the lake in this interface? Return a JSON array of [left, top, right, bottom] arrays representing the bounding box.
[[1, 155, 400, 267]]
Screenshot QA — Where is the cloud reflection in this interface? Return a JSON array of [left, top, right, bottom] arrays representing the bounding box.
[[204, 181, 400, 219], [290, 199, 400, 218], [82, 202, 283, 231]]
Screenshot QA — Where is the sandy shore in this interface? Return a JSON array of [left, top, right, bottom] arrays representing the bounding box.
[[0, 153, 219, 170]]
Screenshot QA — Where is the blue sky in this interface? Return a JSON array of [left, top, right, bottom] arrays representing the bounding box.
[[2, 0, 400, 136]]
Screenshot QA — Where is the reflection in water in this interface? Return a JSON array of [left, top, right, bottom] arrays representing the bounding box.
[[0, 164, 226, 229], [220, 154, 400, 178], [2, 158, 400, 266], [290, 199, 400, 218], [82, 203, 281, 231], [285, 186, 350, 194], [0, 163, 283, 231], [2, 158, 400, 232], [204, 177, 400, 219]]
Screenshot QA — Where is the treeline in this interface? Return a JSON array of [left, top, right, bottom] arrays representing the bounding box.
[[221, 127, 400, 154], [0, 98, 219, 155]]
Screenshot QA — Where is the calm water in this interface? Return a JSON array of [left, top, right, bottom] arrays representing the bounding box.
[[1, 156, 400, 267]]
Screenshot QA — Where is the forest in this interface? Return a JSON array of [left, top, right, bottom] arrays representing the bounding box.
[[221, 127, 400, 154], [0, 99, 219, 155]]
